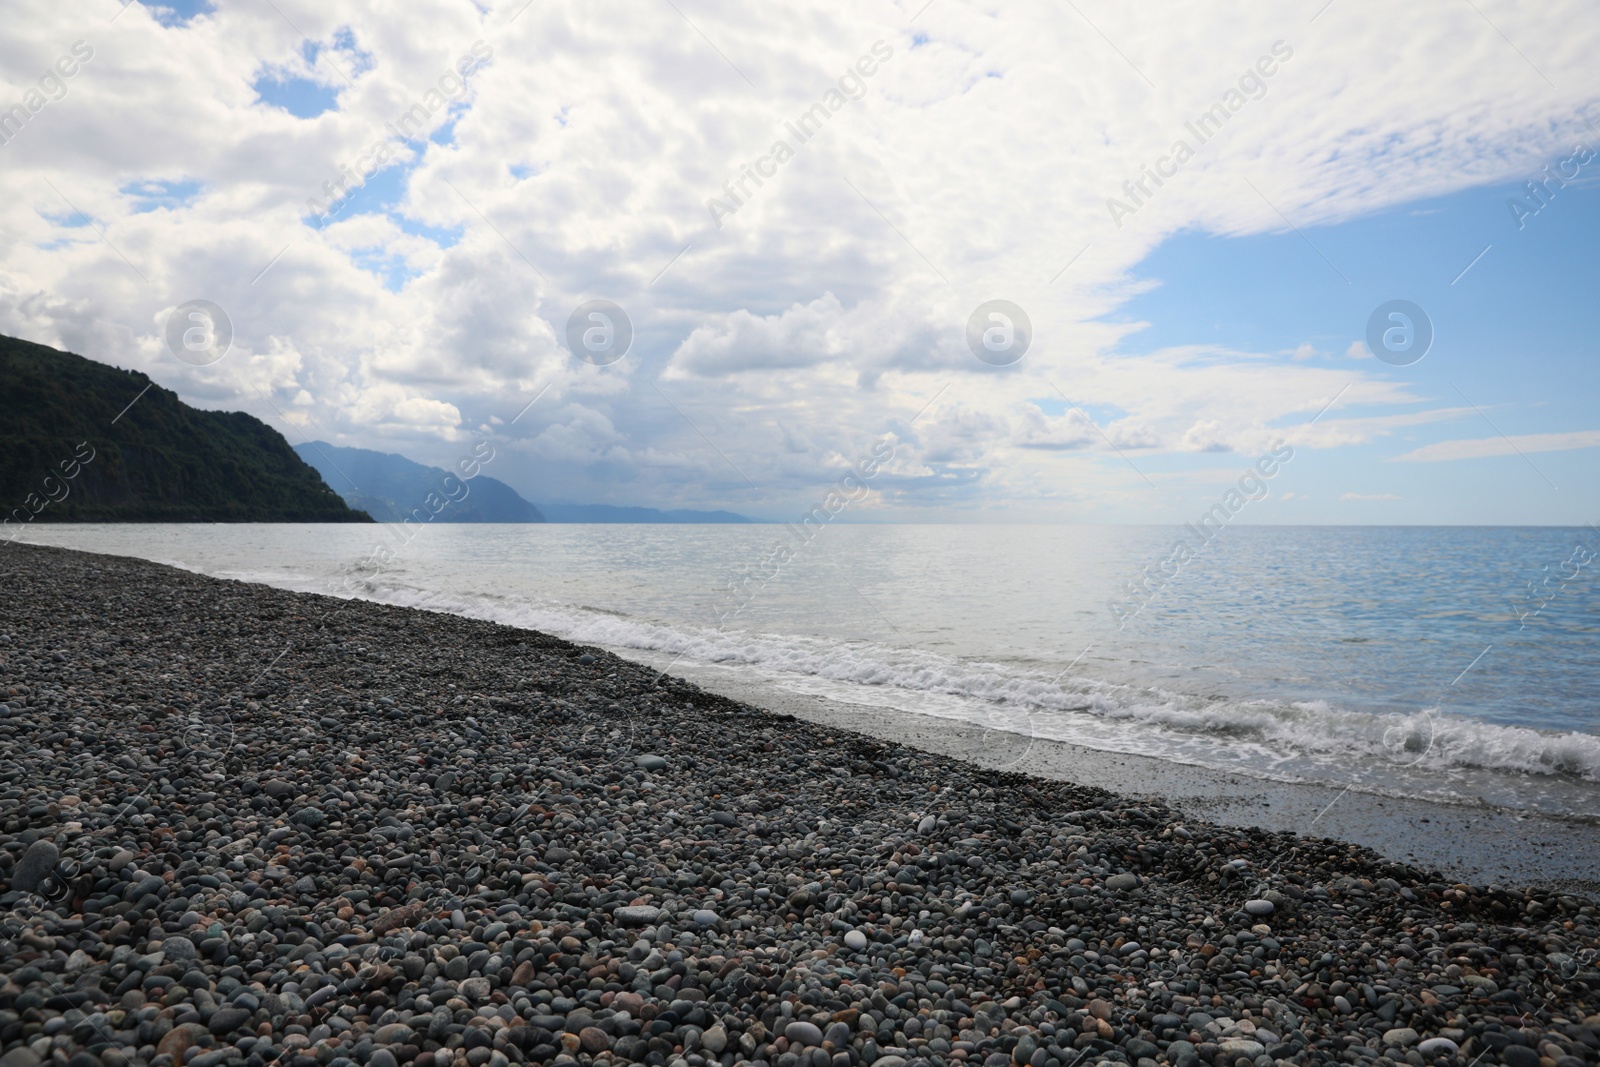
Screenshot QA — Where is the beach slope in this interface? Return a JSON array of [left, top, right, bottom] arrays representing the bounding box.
[[1, 543, 1596, 1067]]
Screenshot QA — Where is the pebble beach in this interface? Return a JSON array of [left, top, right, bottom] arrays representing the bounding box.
[[2, 542, 1598, 1067]]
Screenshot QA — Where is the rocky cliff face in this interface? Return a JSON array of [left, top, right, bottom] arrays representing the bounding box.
[[1, 334, 369, 523]]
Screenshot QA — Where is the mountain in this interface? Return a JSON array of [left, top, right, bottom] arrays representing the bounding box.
[[294, 442, 545, 523], [0, 334, 369, 523], [540, 504, 753, 523], [296, 443, 755, 524]]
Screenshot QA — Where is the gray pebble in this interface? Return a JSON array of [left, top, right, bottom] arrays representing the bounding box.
[[12, 839, 58, 893], [162, 935, 197, 961], [785, 1021, 824, 1046], [207, 1007, 251, 1035], [0, 541, 1594, 1067], [615, 905, 662, 925], [1502, 1046, 1540, 1067]]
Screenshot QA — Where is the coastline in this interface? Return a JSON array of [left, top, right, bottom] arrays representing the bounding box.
[[630, 657, 1600, 894], [2, 542, 1598, 1067]]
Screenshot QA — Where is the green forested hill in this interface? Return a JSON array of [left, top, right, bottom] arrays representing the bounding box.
[[1, 333, 370, 522]]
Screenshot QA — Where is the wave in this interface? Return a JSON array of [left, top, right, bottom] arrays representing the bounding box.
[[335, 575, 1600, 791]]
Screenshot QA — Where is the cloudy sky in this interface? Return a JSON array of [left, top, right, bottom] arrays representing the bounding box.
[[2, 0, 1598, 523]]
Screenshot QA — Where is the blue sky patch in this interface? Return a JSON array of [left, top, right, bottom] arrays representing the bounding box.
[[121, 178, 201, 213], [137, 0, 213, 27], [301, 154, 462, 286], [254, 72, 340, 118], [429, 110, 465, 147], [395, 216, 462, 249], [348, 246, 424, 292], [253, 28, 374, 118], [303, 158, 409, 229], [41, 210, 94, 229], [313, 28, 376, 79], [1096, 174, 1600, 511]]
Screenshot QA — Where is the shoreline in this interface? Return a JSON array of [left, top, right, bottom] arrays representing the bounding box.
[[2, 542, 1598, 1067], [625, 656, 1600, 894]]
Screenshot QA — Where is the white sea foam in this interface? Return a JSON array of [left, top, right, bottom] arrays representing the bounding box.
[[345, 576, 1600, 790]]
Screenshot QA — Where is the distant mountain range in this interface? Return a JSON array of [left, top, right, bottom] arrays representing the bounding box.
[[0, 334, 369, 523], [296, 442, 754, 524], [295, 442, 545, 523]]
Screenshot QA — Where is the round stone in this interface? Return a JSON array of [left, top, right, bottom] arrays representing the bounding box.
[[1243, 898, 1275, 916], [1501, 1046, 1540, 1067], [374, 1024, 415, 1044], [615, 905, 662, 926], [785, 1021, 824, 1047], [162, 935, 197, 961], [843, 929, 868, 951], [207, 1007, 251, 1036], [12, 839, 59, 893]]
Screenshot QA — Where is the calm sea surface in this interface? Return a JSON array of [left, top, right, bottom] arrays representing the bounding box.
[[16, 523, 1600, 817]]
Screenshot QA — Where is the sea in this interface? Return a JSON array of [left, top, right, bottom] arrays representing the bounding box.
[[15, 522, 1600, 820]]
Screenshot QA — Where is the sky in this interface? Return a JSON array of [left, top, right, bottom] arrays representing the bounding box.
[[1, 0, 1597, 524]]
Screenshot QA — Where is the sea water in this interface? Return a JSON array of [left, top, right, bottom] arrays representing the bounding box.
[[16, 522, 1600, 817]]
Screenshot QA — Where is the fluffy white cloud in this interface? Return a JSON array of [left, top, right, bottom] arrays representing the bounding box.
[[1, 0, 1596, 515]]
